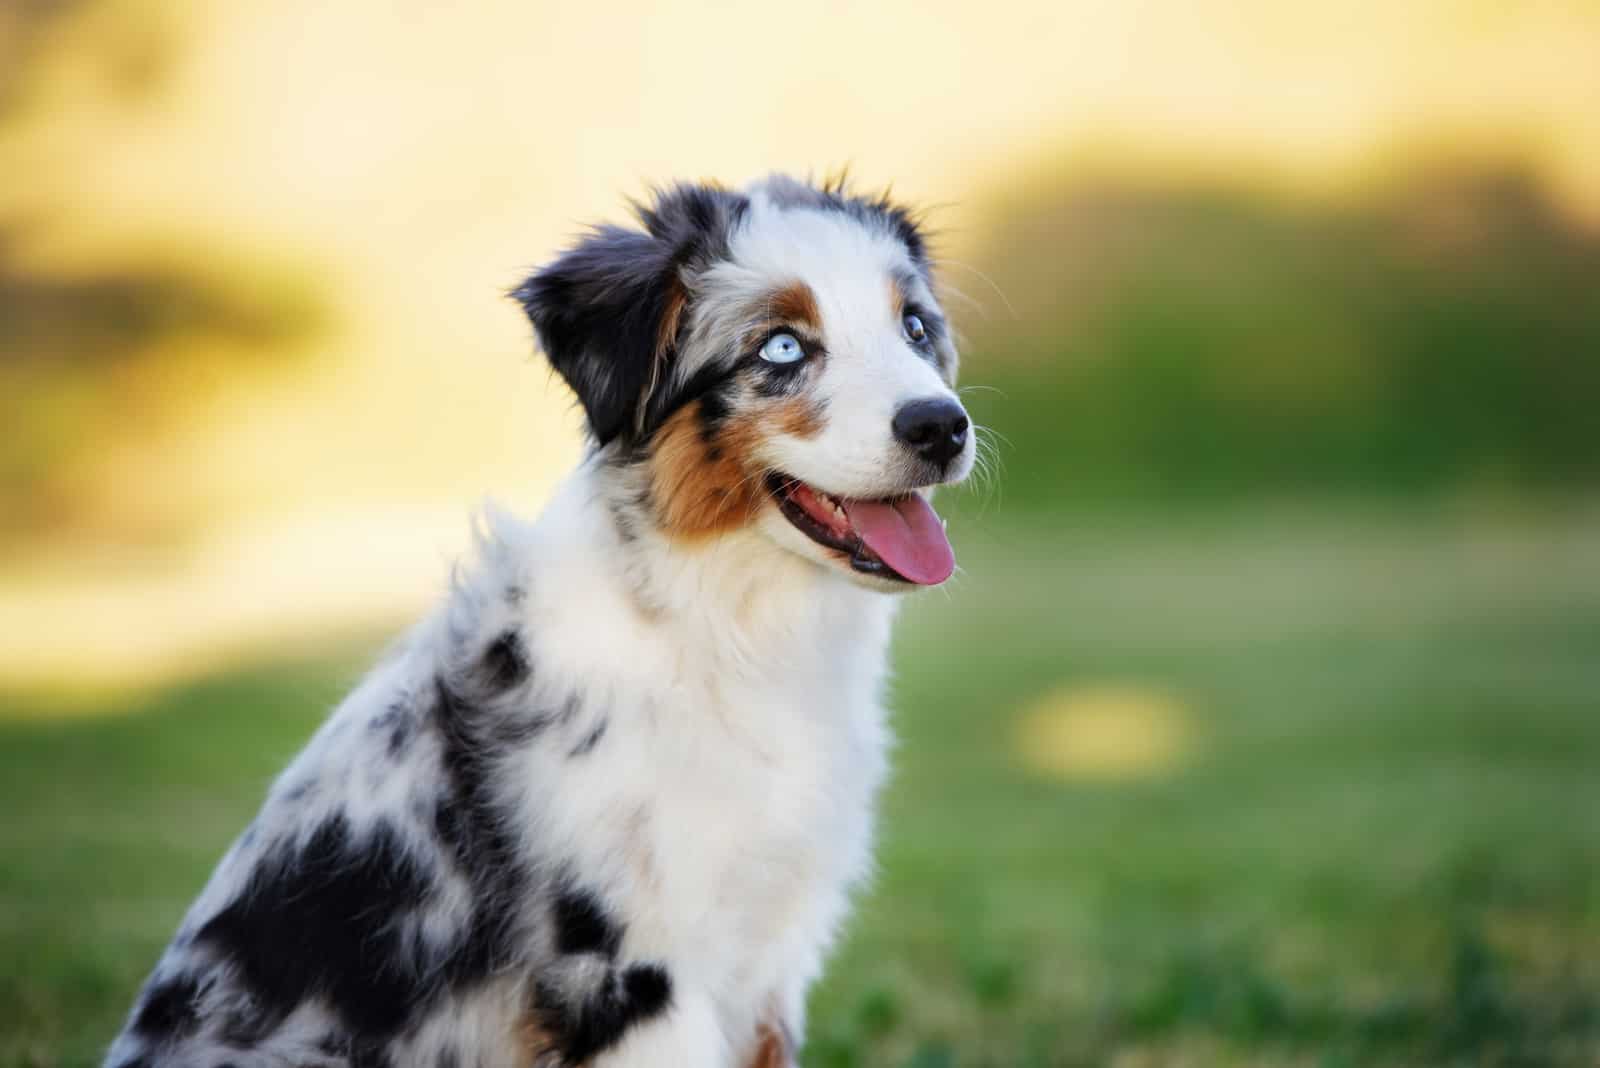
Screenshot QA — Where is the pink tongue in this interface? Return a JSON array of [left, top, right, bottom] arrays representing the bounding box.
[[841, 494, 955, 585]]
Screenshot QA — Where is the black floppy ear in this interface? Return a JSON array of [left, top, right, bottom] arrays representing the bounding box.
[[514, 184, 743, 446]]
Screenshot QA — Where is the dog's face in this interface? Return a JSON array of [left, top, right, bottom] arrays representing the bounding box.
[[516, 175, 974, 590]]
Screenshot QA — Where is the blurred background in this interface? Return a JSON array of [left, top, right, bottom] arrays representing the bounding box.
[[2, 1, 1598, 1064]]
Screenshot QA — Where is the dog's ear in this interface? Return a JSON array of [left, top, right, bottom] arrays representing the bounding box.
[[515, 184, 744, 446]]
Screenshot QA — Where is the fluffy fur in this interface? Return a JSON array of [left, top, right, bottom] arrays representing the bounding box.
[[104, 173, 975, 1068]]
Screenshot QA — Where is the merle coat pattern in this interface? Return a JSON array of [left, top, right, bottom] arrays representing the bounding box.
[[104, 173, 975, 1068]]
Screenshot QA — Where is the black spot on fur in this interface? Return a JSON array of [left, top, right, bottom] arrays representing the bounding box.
[[194, 815, 436, 1041], [608, 498, 640, 544], [370, 702, 416, 757], [432, 795, 461, 846], [480, 630, 530, 691], [553, 886, 622, 958], [751, 363, 805, 398], [515, 184, 748, 446], [370, 704, 401, 729], [569, 719, 607, 758], [109, 1060, 151, 1068], [696, 380, 734, 432], [816, 178, 930, 272], [448, 905, 504, 992], [885, 205, 928, 267], [432, 679, 521, 883], [316, 1034, 350, 1058], [133, 973, 201, 1038], [622, 964, 672, 1015], [351, 1041, 392, 1068], [536, 963, 673, 1063], [648, 359, 735, 444], [428, 678, 527, 976], [763, 172, 932, 276], [620, 355, 739, 462], [218, 1000, 276, 1046]]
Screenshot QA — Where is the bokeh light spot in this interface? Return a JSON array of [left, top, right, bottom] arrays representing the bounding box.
[[1012, 684, 1193, 782]]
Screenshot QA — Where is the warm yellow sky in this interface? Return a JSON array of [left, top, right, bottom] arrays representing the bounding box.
[[4, 0, 1598, 688]]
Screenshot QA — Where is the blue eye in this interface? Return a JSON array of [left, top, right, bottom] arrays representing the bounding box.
[[903, 313, 927, 343], [759, 332, 805, 364]]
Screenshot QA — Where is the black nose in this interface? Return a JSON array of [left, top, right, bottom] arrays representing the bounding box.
[[892, 397, 970, 467]]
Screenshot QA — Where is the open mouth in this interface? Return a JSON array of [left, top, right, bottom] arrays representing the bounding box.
[[765, 474, 956, 585]]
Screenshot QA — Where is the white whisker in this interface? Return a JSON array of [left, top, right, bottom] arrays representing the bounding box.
[[929, 257, 1018, 320]]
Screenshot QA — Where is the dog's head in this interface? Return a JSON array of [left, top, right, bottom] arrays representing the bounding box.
[[515, 174, 974, 591]]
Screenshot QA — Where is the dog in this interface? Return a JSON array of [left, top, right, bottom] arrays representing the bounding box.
[[104, 173, 975, 1068]]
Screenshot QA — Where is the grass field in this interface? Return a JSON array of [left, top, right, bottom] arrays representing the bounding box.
[[3, 502, 1598, 1067]]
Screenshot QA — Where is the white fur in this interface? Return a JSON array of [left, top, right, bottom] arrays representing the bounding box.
[[498, 470, 897, 1063]]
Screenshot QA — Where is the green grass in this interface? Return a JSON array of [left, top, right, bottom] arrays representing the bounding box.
[[3, 503, 1598, 1066]]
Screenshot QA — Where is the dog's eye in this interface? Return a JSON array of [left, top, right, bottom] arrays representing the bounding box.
[[759, 332, 806, 364], [903, 313, 927, 343]]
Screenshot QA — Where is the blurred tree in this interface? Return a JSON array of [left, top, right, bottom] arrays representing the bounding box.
[[962, 161, 1600, 510], [0, 0, 324, 539]]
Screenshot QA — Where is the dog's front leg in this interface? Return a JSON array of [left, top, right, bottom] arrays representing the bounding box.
[[587, 984, 729, 1068]]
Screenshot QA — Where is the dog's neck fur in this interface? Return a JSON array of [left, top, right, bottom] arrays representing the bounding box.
[[543, 452, 901, 683]]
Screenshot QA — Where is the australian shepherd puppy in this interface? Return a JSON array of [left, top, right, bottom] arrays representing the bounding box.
[[104, 174, 975, 1068]]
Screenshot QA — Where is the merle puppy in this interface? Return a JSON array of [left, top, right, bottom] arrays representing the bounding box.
[[105, 173, 976, 1068]]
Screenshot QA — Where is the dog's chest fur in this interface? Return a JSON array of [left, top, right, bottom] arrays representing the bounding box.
[[508, 474, 894, 1012], [535, 647, 881, 1004]]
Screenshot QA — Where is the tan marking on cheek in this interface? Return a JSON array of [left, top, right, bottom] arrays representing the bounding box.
[[772, 395, 825, 439], [649, 403, 767, 540], [765, 281, 821, 332], [888, 276, 906, 319]]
